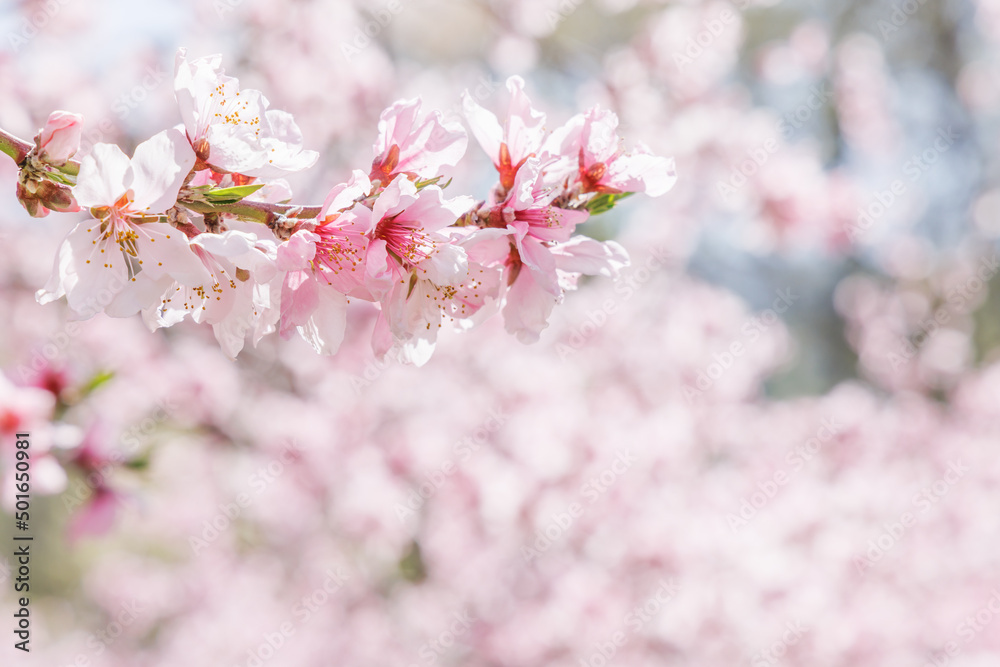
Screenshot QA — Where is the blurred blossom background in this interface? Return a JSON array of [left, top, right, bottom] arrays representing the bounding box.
[[2, 0, 1000, 665]]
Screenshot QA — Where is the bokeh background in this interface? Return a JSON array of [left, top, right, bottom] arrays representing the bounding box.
[[2, 0, 1000, 664]]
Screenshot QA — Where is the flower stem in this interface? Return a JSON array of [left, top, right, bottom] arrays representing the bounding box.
[[0, 126, 80, 176], [0, 128, 32, 165]]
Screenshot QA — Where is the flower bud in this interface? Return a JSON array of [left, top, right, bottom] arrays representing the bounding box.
[[37, 110, 82, 166]]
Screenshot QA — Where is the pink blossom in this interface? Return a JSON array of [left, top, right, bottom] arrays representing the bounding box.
[[374, 230, 503, 365], [544, 106, 677, 196], [276, 171, 375, 355], [174, 49, 318, 178], [365, 177, 478, 363], [369, 98, 468, 184], [467, 158, 623, 342], [37, 129, 203, 319], [463, 75, 547, 192]]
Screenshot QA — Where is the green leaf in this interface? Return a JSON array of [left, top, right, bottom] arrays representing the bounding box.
[[398, 540, 427, 583], [80, 370, 115, 397], [204, 183, 265, 204], [414, 176, 452, 190], [124, 453, 151, 471], [585, 192, 635, 215], [46, 171, 75, 186]]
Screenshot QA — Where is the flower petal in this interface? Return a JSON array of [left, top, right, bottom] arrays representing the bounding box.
[[297, 287, 348, 355], [73, 143, 130, 209], [552, 237, 630, 278], [39, 110, 83, 164], [463, 91, 503, 165], [277, 230, 319, 271], [503, 267, 558, 344], [129, 128, 197, 213]]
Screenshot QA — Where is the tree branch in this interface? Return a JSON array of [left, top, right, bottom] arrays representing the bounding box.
[[180, 198, 324, 225]]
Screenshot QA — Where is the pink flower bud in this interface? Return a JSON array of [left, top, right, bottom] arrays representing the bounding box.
[[38, 110, 82, 165]]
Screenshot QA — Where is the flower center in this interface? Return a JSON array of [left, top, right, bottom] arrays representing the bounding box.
[[374, 216, 436, 267], [311, 225, 365, 281]]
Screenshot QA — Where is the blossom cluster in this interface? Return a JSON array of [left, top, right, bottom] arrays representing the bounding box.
[[9, 50, 675, 364], [3, 0, 1000, 663]]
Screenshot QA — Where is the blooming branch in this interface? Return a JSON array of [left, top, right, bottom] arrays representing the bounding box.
[[3, 50, 676, 364]]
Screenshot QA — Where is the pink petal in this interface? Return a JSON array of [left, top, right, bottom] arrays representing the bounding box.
[[39, 110, 83, 164]]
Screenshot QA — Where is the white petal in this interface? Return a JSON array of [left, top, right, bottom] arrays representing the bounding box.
[[420, 242, 468, 285], [36, 232, 74, 305], [62, 224, 129, 318], [73, 144, 130, 208], [129, 128, 197, 213], [134, 224, 211, 286], [189, 230, 257, 257], [105, 274, 173, 318]]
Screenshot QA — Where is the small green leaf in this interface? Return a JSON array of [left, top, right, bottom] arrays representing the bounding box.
[[399, 540, 427, 583], [79, 370, 115, 397], [124, 453, 151, 471], [414, 176, 441, 189], [204, 183, 265, 204], [414, 175, 452, 190], [46, 171, 75, 186], [585, 192, 634, 215]]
